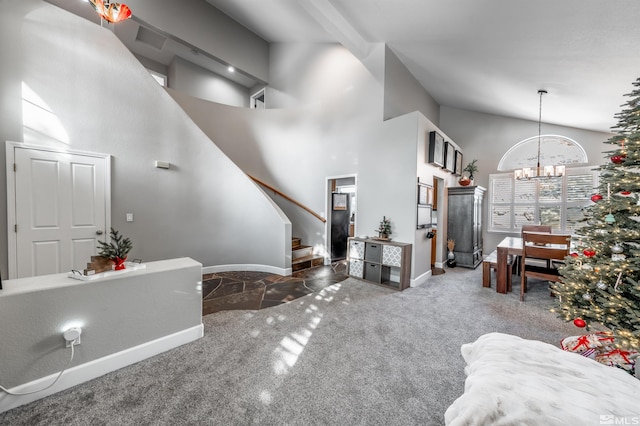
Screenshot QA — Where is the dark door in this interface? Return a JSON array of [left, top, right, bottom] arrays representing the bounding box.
[[330, 193, 350, 260]]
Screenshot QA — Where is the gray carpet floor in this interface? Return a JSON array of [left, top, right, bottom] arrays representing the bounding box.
[[0, 266, 579, 425]]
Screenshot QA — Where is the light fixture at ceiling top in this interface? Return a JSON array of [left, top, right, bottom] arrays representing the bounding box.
[[514, 90, 565, 180], [88, 0, 132, 24]]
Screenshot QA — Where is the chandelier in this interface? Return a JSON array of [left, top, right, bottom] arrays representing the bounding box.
[[514, 90, 565, 180], [88, 0, 132, 24]]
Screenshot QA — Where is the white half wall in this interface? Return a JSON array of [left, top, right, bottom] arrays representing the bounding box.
[[0, 258, 203, 412]]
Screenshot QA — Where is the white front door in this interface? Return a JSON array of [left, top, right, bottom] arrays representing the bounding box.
[[8, 143, 110, 278]]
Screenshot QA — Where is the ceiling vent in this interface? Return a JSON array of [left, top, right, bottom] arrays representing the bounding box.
[[135, 25, 167, 50]]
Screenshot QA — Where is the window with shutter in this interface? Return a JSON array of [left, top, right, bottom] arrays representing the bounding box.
[[488, 166, 597, 233]]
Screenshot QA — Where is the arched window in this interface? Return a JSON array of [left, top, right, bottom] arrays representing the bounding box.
[[489, 135, 596, 233], [497, 135, 588, 171]]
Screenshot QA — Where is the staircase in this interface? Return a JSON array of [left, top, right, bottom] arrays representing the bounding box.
[[292, 237, 324, 272]]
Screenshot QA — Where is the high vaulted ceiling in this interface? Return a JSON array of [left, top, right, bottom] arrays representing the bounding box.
[[49, 0, 640, 134], [205, 0, 640, 134]]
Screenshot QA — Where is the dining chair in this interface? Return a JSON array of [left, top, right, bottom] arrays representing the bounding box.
[[521, 225, 552, 233], [520, 231, 571, 302], [519, 224, 553, 272]]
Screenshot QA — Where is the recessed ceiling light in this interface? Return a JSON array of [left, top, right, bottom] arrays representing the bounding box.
[[227, 66, 235, 73]]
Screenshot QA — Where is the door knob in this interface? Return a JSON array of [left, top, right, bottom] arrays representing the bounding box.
[[96, 230, 103, 235]]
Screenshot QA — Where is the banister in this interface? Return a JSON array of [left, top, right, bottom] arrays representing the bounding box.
[[248, 175, 327, 223]]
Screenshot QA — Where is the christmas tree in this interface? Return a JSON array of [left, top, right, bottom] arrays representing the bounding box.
[[553, 78, 640, 351]]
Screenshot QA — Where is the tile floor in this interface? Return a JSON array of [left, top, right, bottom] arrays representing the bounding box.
[[202, 262, 349, 316]]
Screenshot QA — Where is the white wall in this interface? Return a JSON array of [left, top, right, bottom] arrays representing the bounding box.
[[440, 106, 613, 252], [415, 114, 460, 281], [125, 0, 269, 83], [171, 43, 438, 272], [0, 258, 203, 412], [170, 42, 464, 284], [168, 57, 249, 107], [383, 45, 440, 125], [0, 0, 289, 278], [171, 42, 388, 252]]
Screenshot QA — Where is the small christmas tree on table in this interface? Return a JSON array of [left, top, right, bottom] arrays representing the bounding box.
[[554, 78, 640, 352]]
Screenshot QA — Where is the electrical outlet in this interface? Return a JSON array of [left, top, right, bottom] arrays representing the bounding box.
[[63, 327, 82, 347], [66, 336, 80, 347], [126, 213, 134, 222]]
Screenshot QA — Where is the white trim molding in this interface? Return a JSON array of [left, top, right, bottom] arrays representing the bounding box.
[[0, 324, 203, 413]]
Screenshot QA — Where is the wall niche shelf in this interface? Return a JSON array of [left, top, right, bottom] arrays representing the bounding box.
[[347, 237, 412, 290]]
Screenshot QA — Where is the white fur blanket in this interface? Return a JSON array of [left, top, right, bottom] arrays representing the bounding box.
[[445, 333, 640, 425]]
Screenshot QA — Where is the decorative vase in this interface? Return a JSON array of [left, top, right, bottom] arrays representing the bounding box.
[[458, 177, 471, 186], [446, 251, 457, 267], [113, 256, 127, 270]]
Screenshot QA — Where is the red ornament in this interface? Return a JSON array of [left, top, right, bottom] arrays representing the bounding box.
[[570, 252, 579, 257], [611, 154, 626, 164], [573, 318, 587, 328], [590, 194, 603, 202], [583, 248, 596, 257], [620, 191, 632, 196]]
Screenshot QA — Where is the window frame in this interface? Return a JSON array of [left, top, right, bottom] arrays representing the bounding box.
[[488, 166, 598, 234]]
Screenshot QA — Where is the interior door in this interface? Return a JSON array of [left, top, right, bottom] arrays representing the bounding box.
[[330, 193, 350, 260], [10, 145, 110, 278], [431, 179, 438, 268]]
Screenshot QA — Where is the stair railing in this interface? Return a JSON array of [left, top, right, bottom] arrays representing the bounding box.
[[248, 175, 327, 223]]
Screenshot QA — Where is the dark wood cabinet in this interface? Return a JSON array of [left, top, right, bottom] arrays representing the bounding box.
[[447, 186, 485, 268]]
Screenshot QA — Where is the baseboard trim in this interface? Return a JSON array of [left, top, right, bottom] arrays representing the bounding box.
[[411, 269, 432, 287], [203, 264, 291, 276], [0, 324, 204, 413]]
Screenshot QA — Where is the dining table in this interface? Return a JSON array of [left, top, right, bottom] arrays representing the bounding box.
[[496, 236, 523, 294]]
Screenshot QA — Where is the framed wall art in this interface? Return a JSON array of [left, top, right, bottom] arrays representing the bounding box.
[[444, 141, 455, 173], [454, 150, 463, 176], [417, 181, 433, 206], [417, 204, 433, 229], [427, 131, 444, 167], [332, 193, 348, 210]]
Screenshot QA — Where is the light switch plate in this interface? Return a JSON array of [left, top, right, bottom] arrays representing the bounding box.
[[126, 213, 134, 222]]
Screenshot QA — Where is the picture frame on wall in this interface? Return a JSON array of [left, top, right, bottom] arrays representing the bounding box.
[[417, 204, 433, 229], [332, 193, 348, 210], [427, 131, 444, 167], [444, 141, 455, 173], [454, 150, 463, 176], [417, 182, 433, 205]]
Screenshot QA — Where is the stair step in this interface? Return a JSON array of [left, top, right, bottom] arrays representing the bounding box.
[[292, 255, 324, 272], [292, 245, 313, 260], [292, 237, 302, 250]]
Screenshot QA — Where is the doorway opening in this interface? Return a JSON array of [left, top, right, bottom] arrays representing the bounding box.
[[326, 175, 357, 263], [431, 176, 445, 275], [250, 88, 265, 109]]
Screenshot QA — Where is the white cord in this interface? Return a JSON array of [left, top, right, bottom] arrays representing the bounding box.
[[0, 342, 76, 396]]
